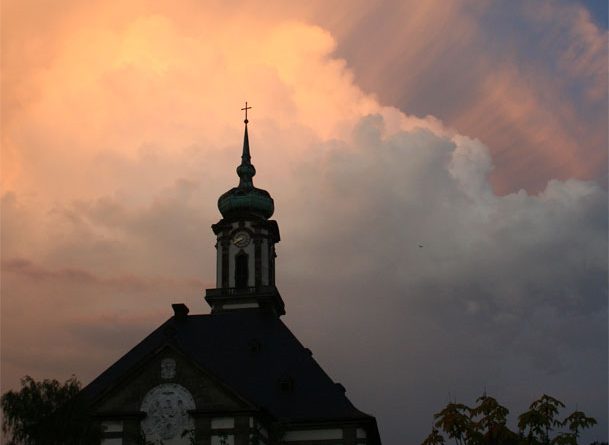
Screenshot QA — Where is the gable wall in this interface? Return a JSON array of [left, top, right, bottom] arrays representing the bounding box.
[[93, 346, 253, 444]]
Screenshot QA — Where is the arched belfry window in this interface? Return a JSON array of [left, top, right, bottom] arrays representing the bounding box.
[[235, 251, 249, 288]]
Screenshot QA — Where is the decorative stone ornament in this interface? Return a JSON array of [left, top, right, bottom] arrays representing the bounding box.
[[140, 383, 195, 444], [161, 358, 176, 379]]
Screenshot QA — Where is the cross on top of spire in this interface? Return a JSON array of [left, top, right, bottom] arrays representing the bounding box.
[[241, 101, 252, 124]]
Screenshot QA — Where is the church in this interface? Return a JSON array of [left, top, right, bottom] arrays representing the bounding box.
[[81, 107, 382, 445]]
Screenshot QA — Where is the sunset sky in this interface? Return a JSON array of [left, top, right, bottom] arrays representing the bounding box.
[[1, 1, 607, 444]]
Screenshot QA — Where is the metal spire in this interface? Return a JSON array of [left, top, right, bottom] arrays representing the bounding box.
[[237, 101, 255, 188]]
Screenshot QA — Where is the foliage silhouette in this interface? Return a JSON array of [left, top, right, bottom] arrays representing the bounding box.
[[422, 394, 597, 445], [1, 375, 99, 445]]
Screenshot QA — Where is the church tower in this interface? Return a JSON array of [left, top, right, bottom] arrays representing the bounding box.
[[205, 106, 285, 315], [83, 104, 381, 445]]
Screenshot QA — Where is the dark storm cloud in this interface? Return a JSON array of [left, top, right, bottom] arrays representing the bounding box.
[[276, 116, 608, 444]]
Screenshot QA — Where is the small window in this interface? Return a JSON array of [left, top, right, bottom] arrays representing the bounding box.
[[212, 434, 235, 445], [211, 417, 235, 429], [278, 376, 294, 392], [101, 420, 123, 433], [100, 420, 123, 444], [248, 339, 262, 353], [356, 428, 368, 439]]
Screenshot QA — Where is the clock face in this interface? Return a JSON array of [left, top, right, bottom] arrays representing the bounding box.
[[232, 230, 251, 247]]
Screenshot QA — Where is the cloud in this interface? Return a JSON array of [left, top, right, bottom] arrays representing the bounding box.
[[276, 116, 606, 441], [1, 2, 606, 445], [324, 0, 608, 193]]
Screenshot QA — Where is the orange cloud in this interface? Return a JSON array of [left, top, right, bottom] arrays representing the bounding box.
[[2, 1, 389, 200]]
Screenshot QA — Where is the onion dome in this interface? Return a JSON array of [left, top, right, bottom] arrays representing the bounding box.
[[217, 120, 274, 219]]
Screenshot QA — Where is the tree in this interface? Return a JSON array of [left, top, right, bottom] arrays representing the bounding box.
[[561, 411, 599, 445], [518, 394, 564, 445], [1, 375, 99, 445], [422, 394, 598, 445]]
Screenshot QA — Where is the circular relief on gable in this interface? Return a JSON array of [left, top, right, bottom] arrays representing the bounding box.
[[140, 383, 195, 444]]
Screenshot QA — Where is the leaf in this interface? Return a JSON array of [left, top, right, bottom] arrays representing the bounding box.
[[421, 427, 445, 445], [562, 411, 597, 436], [551, 432, 577, 445]]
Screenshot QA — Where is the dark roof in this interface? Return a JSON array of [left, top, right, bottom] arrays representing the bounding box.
[[81, 310, 373, 423]]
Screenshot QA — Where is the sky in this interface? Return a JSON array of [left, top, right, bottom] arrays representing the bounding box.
[[1, 1, 607, 444]]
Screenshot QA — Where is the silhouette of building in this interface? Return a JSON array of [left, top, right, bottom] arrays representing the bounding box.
[[82, 111, 381, 445]]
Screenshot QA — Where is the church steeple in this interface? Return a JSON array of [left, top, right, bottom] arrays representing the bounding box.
[[205, 103, 285, 316], [237, 106, 256, 189]]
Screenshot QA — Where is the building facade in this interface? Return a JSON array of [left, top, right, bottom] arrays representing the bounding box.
[[81, 115, 381, 445]]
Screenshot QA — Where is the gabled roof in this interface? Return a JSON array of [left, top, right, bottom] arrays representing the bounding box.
[[81, 310, 374, 423]]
